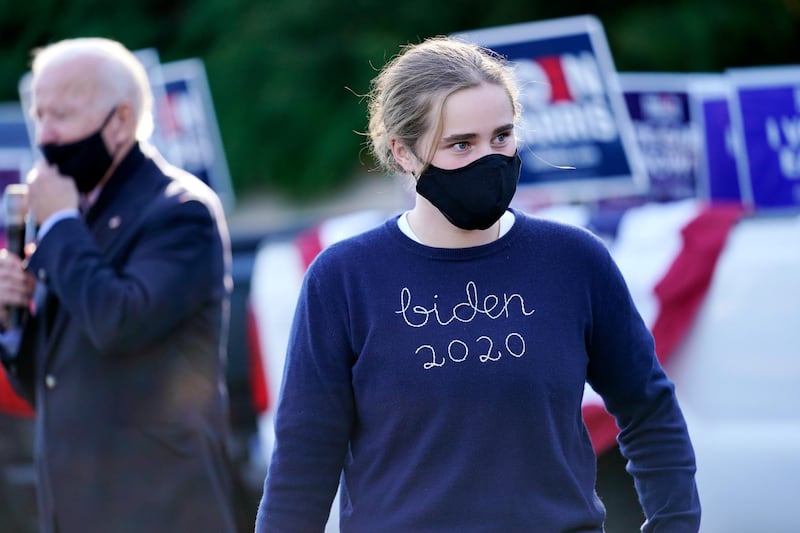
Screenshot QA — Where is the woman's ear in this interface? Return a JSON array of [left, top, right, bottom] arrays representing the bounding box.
[[390, 138, 418, 175]]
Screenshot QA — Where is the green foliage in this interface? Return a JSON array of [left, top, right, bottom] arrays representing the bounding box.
[[0, 0, 797, 201]]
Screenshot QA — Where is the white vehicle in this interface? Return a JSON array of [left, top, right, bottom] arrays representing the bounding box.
[[664, 212, 800, 532], [247, 201, 800, 532]]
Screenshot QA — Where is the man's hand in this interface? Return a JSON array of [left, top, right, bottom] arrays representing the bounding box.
[[0, 249, 35, 329], [26, 161, 79, 225]]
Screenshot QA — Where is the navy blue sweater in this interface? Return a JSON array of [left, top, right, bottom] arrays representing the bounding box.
[[257, 210, 700, 532]]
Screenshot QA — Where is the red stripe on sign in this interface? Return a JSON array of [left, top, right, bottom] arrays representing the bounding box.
[[537, 55, 573, 103]]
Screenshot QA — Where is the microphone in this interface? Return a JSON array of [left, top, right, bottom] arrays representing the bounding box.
[[3, 183, 29, 329]]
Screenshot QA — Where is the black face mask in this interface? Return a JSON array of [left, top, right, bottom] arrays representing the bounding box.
[[40, 107, 117, 193], [416, 152, 522, 230]]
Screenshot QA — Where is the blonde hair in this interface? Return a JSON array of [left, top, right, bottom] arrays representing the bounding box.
[[367, 36, 521, 174], [31, 37, 154, 140]]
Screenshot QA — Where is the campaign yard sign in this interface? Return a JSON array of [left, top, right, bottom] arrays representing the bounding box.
[[687, 76, 742, 203], [618, 73, 704, 202], [453, 15, 646, 205], [0, 102, 33, 201], [155, 58, 235, 212], [727, 65, 800, 209]]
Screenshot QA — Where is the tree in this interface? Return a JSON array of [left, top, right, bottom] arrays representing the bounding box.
[[0, 0, 797, 201]]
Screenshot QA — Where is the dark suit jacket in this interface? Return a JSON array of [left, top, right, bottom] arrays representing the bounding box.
[[3, 144, 237, 533]]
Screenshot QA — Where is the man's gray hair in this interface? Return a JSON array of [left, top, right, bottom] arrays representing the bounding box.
[[32, 37, 154, 140]]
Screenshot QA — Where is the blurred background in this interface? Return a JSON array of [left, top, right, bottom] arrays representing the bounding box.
[[1, 0, 798, 206], [1, 2, 799, 532]]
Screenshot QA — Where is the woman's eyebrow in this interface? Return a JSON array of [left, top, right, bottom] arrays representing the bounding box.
[[440, 132, 477, 144], [440, 124, 514, 145]]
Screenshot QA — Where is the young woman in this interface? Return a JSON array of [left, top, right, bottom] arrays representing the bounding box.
[[256, 36, 700, 532]]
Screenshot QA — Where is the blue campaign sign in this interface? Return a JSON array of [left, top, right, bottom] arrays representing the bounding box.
[[688, 76, 742, 203], [156, 58, 235, 212], [453, 15, 646, 205], [728, 65, 800, 209], [0, 102, 33, 230], [0, 103, 32, 184], [618, 73, 703, 202]]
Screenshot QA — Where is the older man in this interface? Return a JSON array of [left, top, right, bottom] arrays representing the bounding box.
[[0, 38, 236, 533]]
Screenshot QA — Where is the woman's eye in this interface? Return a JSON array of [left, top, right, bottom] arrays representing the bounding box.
[[453, 142, 469, 151], [495, 132, 510, 143]]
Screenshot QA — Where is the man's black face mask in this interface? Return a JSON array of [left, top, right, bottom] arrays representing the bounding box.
[[39, 107, 117, 193]]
